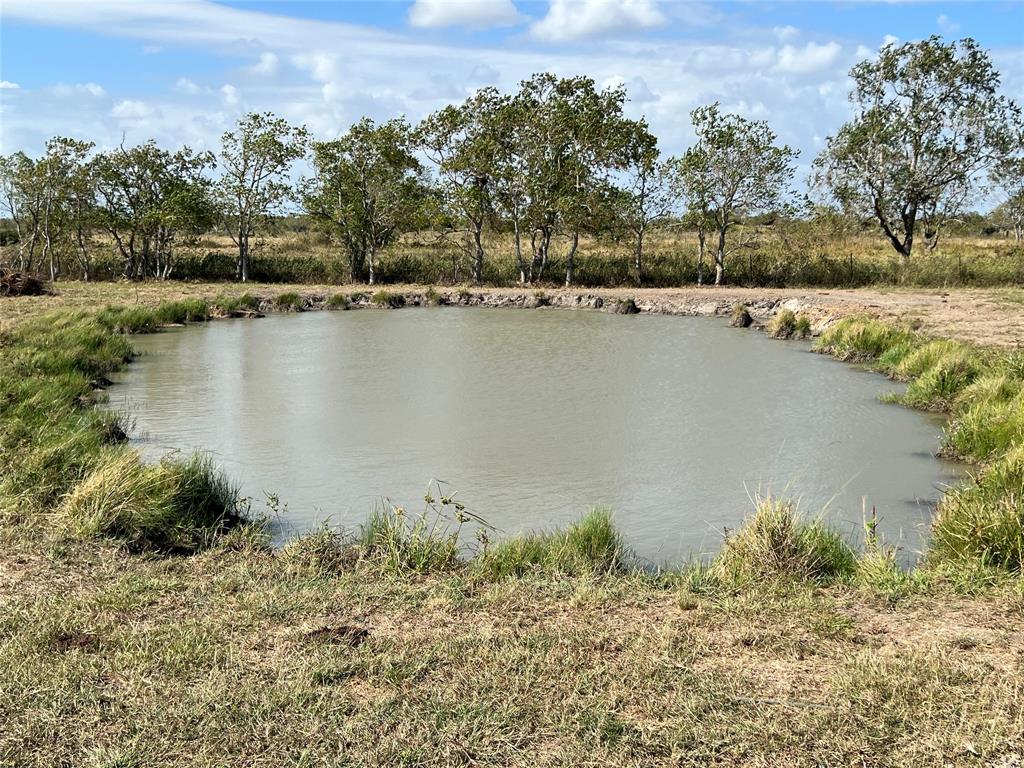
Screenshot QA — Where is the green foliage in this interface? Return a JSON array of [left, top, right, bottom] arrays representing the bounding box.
[[714, 498, 857, 585], [305, 117, 428, 284], [476, 509, 625, 580], [326, 293, 351, 310], [0, 304, 249, 552], [423, 286, 442, 306], [212, 293, 260, 314], [61, 451, 240, 552], [767, 308, 797, 338], [357, 504, 461, 575], [274, 291, 303, 311], [371, 289, 405, 308], [930, 447, 1024, 572], [813, 37, 1020, 260], [814, 316, 917, 361]]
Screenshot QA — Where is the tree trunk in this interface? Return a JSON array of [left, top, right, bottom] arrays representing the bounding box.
[[634, 225, 645, 286], [513, 221, 528, 284], [714, 228, 726, 286], [696, 226, 706, 286], [472, 221, 484, 284], [564, 231, 579, 288], [367, 243, 376, 285]]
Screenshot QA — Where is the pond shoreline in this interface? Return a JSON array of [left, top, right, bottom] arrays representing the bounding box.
[[227, 287, 842, 336]]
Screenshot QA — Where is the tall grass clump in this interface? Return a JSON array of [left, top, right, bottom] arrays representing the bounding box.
[[212, 293, 260, 315], [326, 293, 351, 310], [713, 498, 857, 585], [814, 317, 917, 362], [930, 447, 1024, 572], [729, 303, 752, 328], [371, 289, 405, 308], [476, 509, 625, 580], [59, 451, 242, 552], [357, 504, 460, 574], [0, 303, 248, 552], [766, 309, 812, 339], [274, 291, 304, 311]]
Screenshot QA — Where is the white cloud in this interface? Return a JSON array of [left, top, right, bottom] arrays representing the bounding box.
[[111, 99, 156, 120], [221, 84, 240, 106], [0, 81, 20, 89], [937, 14, 960, 34], [175, 77, 203, 94], [408, 0, 522, 29], [248, 51, 279, 75], [775, 41, 842, 74], [773, 25, 799, 42], [883, 34, 899, 47], [52, 82, 107, 98], [530, 0, 666, 42]]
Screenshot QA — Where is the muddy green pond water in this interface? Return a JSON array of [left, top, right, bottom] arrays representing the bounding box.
[[110, 308, 961, 564]]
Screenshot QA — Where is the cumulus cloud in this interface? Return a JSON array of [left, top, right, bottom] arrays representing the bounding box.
[[408, 0, 522, 29], [112, 99, 157, 120], [773, 25, 799, 42], [775, 41, 842, 74], [530, 0, 666, 42], [221, 84, 240, 106], [52, 82, 107, 98], [248, 51, 279, 75], [0, 80, 20, 89], [174, 77, 204, 94]]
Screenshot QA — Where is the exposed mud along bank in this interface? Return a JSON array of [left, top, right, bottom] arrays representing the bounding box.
[[247, 287, 849, 335]]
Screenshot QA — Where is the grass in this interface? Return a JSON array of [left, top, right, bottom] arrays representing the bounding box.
[[1, 292, 1024, 765], [371, 289, 405, 308], [326, 292, 351, 310], [713, 497, 857, 585], [766, 308, 811, 339], [815, 316, 1024, 572], [274, 291, 304, 311], [476, 508, 625, 579]]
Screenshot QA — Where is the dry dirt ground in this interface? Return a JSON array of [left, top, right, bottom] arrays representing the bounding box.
[[3, 281, 1024, 347]]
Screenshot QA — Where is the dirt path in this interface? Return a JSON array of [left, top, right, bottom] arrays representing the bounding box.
[[3, 282, 1023, 347]]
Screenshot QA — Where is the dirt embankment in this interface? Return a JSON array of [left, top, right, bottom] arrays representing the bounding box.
[[3, 282, 1023, 347]]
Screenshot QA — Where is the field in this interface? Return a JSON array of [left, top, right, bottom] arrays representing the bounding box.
[[2, 282, 1023, 767]]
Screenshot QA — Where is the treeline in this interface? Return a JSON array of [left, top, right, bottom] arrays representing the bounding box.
[[1, 36, 1022, 287]]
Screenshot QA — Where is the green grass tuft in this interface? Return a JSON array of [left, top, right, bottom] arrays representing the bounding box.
[[326, 293, 351, 310], [476, 509, 626, 580], [371, 289, 405, 308], [274, 291, 304, 311], [714, 497, 857, 585]]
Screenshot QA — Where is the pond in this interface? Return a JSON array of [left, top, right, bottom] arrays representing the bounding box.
[[109, 308, 962, 564]]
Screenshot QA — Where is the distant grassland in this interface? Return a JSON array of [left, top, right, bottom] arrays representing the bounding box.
[[54, 228, 1024, 288]]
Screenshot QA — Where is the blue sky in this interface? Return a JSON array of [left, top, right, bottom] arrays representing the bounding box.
[[1, 0, 1021, 176]]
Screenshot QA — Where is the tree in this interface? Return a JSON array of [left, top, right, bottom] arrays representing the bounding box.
[[680, 103, 797, 285], [218, 113, 309, 282], [92, 141, 215, 279], [992, 153, 1024, 241], [490, 74, 631, 286], [612, 120, 678, 285], [304, 117, 429, 284], [419, 88, 502, 284], [0, 152, 45, 272], [0, 138, 96, 279], [813, 36, 1021, 262]]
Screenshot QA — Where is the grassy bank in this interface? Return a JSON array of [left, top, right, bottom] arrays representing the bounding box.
[[2, 296, 1023, 765]]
